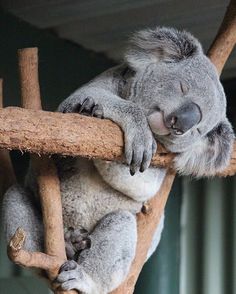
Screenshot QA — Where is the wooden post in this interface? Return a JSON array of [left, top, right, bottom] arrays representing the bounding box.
[[0, 79, 16, 196], [15, 48, 76, 294]]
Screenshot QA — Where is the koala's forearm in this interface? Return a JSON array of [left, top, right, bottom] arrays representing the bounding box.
[[59, 87, 139, 124], [57, 67, 145, 133], [58, 66, 158, 174]]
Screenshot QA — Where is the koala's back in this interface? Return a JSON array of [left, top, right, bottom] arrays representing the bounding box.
[[53, 158, 142, 231]]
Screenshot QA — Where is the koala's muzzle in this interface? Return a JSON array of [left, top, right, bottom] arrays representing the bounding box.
[[166, 102, 202, 135]]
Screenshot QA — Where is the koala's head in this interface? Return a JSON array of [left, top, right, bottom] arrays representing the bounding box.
[[124, 27, 234, 177]]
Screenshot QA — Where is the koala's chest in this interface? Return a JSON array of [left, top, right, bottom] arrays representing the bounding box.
[[59, 158, 142, 231]]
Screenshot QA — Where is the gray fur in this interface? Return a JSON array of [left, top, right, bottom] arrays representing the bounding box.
[[2, 27, 234, 293], [2, 185, 44, 252], [125, 27, 203, 69], [174, 118, 234, 176], [56, 211, 137, 294]]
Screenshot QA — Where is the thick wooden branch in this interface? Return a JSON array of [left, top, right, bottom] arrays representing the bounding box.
[[31, 155, 68, 280], [19, 48, 67, 279], [0, 79, 16, 196], [0, 106, 173, 166], [207, 0, 236, 74], [7, 48, 77, 294], [0, 106, 235, 176]]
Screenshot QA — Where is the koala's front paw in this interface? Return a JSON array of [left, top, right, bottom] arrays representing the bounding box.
[[64, 227, 91, 260], [62, 96, 104, 118], [124, 111, 157, 175]]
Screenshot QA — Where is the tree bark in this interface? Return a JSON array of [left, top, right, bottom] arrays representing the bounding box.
[[15, 48, 76, 294], [207, 0, 236, 74], [8, 228, 64, 272], [0, 106, 235, 176], [0, 79, 16, 196], [0, 106, 171, 164]]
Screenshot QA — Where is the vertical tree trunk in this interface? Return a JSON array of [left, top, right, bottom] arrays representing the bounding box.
[[0, 79, 16, 196], [18, 48, 77, 294]]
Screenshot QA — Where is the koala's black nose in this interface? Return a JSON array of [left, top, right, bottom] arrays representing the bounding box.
[[165, 103, 202, 135]]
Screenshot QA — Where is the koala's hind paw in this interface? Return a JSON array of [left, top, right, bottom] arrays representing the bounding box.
[[55, 260, 95, 293], [59, 259, 78, 272], [54, 260, 80, 291], [63, 96, 104, 118], [64, 227, 91, 260]]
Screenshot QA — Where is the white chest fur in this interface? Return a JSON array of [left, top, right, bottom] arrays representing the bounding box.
[[93, 159, 166, 202]]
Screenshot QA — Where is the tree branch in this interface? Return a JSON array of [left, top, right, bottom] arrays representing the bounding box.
[[0, 106, 172, 163], [0, 106, 235, 176], [8, 228, 64, 272], [207, 0, 236, 74], [0, 79, 16, 196], [7, 48, 77, 294]]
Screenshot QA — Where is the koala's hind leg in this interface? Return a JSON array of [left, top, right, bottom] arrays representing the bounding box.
[[2, 184, 44, 252], [56, 210, 137, 294]]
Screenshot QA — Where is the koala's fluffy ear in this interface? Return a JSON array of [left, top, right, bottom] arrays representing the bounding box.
[[125, 27, 203, 70], [174, 119, 234, 177]]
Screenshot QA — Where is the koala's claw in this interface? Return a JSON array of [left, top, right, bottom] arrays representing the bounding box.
[[91, 104, 104, 118], [138, 140, 157, 172], [64, 227, 91, 260], [126, 132, 157, 176], [139, 151, 150, 173], [122, 107, 157, 175], [61, 96, 104, 118], [129, 149, 143, 175], [77, 97, 94, 113], [59, 260, 77, 273], [76, 97, 104, 118]]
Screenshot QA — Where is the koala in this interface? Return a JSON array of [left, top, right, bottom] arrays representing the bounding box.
[[2, 27, 234, 294]]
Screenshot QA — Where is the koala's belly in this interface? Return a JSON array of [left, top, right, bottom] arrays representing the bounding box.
[[60, 158, 142, 231]]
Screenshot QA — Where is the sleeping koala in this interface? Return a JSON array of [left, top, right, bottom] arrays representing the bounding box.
[[2, 27, 234, 293]]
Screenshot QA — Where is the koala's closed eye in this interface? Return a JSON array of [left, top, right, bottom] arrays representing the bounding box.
[[174, 119, 234, 177]]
